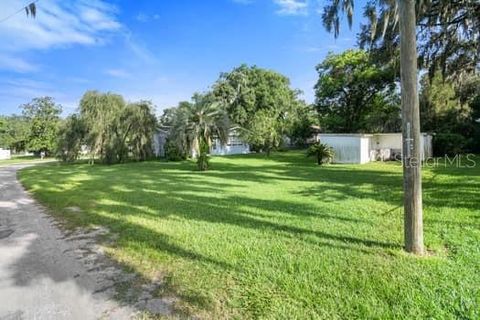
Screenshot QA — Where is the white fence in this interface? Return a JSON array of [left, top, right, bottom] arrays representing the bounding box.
[[0, 149, 11, 160]]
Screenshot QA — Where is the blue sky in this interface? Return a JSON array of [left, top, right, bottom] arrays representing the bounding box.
[[0, 0, 365, 116]]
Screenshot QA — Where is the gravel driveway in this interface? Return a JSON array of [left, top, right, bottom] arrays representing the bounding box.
[[0, 164, 172, 320]]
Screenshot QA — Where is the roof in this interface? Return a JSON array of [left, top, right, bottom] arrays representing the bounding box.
[[318, 132, 432, 137], [318, 133, 374, 137]]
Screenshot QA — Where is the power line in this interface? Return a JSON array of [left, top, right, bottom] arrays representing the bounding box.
[[0, 0, 40, 24]]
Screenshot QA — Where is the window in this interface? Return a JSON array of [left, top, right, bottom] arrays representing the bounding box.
[[228, 135, 245, 147]]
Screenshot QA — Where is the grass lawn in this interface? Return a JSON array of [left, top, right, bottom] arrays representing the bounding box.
[[19, 151, 479, 319], [0, 155, 53, 166]]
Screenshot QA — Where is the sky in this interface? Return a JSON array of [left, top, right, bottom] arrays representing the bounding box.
[[0, 0, 366, 116]]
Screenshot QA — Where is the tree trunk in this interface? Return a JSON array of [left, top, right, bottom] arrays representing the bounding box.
[[399, 0, 424, 255]]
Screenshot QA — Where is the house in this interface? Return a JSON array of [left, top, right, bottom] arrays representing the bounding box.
[[211, 131, 250, 156], [0, 148, 11, 160], [152, 129, 169, 158], [152, 129, 250, 158], [316, 133, 433, 164]]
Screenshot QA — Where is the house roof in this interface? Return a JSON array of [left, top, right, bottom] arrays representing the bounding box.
[[318, 133, 374, 137], [318, 132, 432, 137]]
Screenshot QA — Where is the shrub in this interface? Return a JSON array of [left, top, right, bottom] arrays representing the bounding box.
[[433, 133, 466, 156], [165, 139, 187, 161], [307, 142, 334, 165]]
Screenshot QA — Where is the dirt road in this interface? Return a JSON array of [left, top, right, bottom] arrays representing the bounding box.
[[0, 164, 171, 319]]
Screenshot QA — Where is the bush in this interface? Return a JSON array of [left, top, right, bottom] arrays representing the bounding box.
[[165, 139, 187, 161], [433, 133, 466, 156], [306, 142, 334, 165]]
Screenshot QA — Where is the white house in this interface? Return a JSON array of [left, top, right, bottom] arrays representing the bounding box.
[[211, 132, 250, 156], [317, 133, 433, 164], [153, 129, 250, 158], [0, 148, 11, 160], [152, 129, 169, 158]]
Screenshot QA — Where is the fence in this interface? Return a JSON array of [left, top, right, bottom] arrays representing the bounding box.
[[0, 149, 11, 160]]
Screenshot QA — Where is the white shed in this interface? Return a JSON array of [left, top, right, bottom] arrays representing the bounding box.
[[0, 148, 11, 160], [317, 133, 433, 164], [318, 134, 371, 164]]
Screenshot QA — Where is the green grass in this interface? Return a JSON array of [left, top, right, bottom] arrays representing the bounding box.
[[0, 155, 53, 166], [19, 151, 480, 319]]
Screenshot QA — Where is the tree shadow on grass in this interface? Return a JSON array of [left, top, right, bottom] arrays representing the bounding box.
[[23, 161, 403, 252], [16, 153, 480, 314]]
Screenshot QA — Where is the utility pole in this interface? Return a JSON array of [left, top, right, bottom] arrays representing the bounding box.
[[398, 0, 424, 255]]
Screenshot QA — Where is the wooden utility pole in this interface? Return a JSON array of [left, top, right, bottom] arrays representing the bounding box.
[[398, 0, 424, 255]]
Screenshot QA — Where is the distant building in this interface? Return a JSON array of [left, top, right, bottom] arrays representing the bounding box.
[[211, 131, 250, 156], [0, 148, 11, 160], [152, 129, 169, 158], [316, 133, 433, 164], [153, 129, 250, 158]]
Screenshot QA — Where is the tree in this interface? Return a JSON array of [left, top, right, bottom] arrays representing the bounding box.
[[168, 93, 230, 170], [420, 73, 470, 133], [0, 116, 8, 148], [123, 101, 158, 161], [457, 76, 480, 143], [75, 91, 158, 164], [420, 73, 480, 154], [56, 114, 86, 162], [314, 49, 400, 133], [244, 110, 282, 156], [213, 64, 303, 153], [0, 117, 5, 133], [324, 1, 480, 80], [24, 2, 37, 18], [288, 104, 318, 147], [79, 91, 125, 164], [307, 142, 335, 165], [0, 115, 30, 152], [158, 107, 180, 129], [322, 0, 424, 254], [21, 97, 62, 155]]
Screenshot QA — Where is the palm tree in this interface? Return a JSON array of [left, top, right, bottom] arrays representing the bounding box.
[[24, 2, 37, 18], [307, 142, 335, 165], [170, 94, 230, 170]]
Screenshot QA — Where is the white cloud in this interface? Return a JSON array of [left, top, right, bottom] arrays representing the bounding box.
[[300, 46, 322, 53], [304, 44, 340, 52], [135, 12, 160, 23], [0, 55, 39, 73], [274, 0, 308, 16], [0, 77, 85, 115], [231, 0, 254, 4], [0, 0, 122, 72], [104, 69, 131, 78], [123, 32, 157, 64], [0, 0, 121, 50], [0, 77, 71, 112], [135, 13, 149, 22]]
